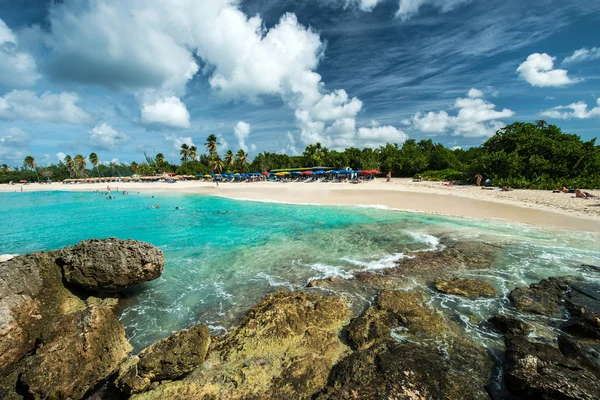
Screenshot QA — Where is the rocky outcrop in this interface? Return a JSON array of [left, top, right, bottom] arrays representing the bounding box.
[[116, 325, 211, 394], [132, 291, 350, 400], [318, 290, 493, 399], [435, 278, 497, 298], [57, 238, 164, 293], [504, 335, 600, 400], [0, 239, 162, 400], [488, 314, 532, 336], [508, 277, 568, 317]]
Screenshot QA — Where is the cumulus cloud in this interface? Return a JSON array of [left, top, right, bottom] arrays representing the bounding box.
[[395, 0, 473, 21], [88, 123, 131, 151], [216, 133, 229, 151], [563, 47, 600, 64], [410, 89, 514, 137], [0, 90, 91, 124], [540, 99, 600, 119], [165, 134, 194, 151], [0, 127, 31, 164], [356, 126, 409, 148], [517, 53, 579, 87], [56, 152, 66, 162], [234, 121, 251, 152], [0, 18, 39, 88], [140, 97, 190, 128], [358, 0, 384, 11], [467, 88, 484, 98]]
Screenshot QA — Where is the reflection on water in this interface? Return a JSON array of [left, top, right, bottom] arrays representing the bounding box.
[[1, 190, 599, 352]]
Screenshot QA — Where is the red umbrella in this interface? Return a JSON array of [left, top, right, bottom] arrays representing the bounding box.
[[372, 170, 381, 174], [262, 171, 270, 175], [358, 171, 369, 175], [301, 171, 312, 175]]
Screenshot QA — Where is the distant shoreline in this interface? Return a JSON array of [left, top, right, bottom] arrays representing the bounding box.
[[2, 179, 599, 232]]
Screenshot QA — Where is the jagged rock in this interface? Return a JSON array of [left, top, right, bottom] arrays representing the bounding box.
[[116, 325, 211, 394], [18, 298, 131, 400], [504, 335, 600, 400], [306, 277, 339, 288], [132, 291, 350, 400], [488, 314, 532, 336], [561, 313, 600, 340], [319, 290, 493, 400], [435, 278, 497, 298], [565, 280, 600, 316], [57, 238, 164, 293], [508, 277, 568, 317]]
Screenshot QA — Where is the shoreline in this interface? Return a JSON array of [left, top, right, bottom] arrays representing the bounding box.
[[2, 179, 600, 232]]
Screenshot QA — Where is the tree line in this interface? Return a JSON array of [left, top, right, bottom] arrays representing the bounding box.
[[2, 121, 599, 189]]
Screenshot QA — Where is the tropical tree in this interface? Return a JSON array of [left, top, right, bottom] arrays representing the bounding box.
[[155, 153, 165, 166], [0, 164, 9, 172], [23, 156, 39, 182], [74, 155, 87, 177], [236, 149, 249, 172], [111, 160, 118, 176], [64, 155, 75, 178], [224, 149, 235, 171], [180, 144, 190, 163], [209, 155, 224, 174], [89, 152, 100, 177], [205, 134, 219, 156], [189, 146, 198, 161], [535, 120, 548, 129], [130, 162, 140, 174]]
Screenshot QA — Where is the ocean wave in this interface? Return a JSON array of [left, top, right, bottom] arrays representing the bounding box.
[[407, 232, 443, 251], [341, 253, 410, 271], [253, 272, 295, 289]]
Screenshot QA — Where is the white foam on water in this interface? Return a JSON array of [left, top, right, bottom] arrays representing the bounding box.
[[307, 262, 354, 281], [213, 282, 234, 301], [341, 253, 410, 271], [253, 272, 295, 289], [406, 232, 443, 251], [390, 326, 410, 343]]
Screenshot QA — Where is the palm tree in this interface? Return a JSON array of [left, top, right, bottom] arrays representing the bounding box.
[[205, 134, 219, 156], [130, 162, 140, 175], [180, 144, 190, 163], [74, 155, 87, 177], [0, 164, 8, 172], [64, 155, 75, 178], [535, 120, 548, 129], [236, 149, 249, 172], [111, 160, 117, 177], [209, 155, 224, 174], [23, 156, 39, 182], [224, 149, 235, 171], [189, 146, 198, 161], [155, 153, 165, 165], [89, 152, 100, 177]]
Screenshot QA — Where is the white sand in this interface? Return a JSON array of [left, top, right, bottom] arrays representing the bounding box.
[[2, 178, 599, 231]]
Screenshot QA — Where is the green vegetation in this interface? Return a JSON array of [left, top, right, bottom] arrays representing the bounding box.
[[2, 122, 599, 189]]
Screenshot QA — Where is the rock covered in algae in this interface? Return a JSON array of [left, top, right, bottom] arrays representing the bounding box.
[[131, 291, 350, 400], [488, 314, 532, 336], [509, 277, 568, 317], [57, 238, 164, 293], [319, 290, 493, 400], [435, 277, 497, 298], [504, 335, 600, 400], [116, 324, 211, 394]]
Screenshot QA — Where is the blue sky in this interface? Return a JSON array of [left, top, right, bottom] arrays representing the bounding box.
[[0, 0, 599, 166]]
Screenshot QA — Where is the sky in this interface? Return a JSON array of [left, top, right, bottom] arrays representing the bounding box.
[[0, 0, 599, 166]]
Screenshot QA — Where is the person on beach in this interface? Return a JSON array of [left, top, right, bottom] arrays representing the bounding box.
[[576, 190, 597, 199], [475, 173, 482, 186], [386, 171, 391, 182]]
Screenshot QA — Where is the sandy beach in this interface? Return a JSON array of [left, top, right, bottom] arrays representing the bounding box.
[[2, 178, 599, 231]]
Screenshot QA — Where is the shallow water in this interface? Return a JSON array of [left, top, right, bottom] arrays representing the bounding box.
[[1, 190, 599, 353]]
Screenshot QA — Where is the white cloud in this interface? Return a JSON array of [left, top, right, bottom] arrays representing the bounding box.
[[540, 99, 600, 119], [451, 146, 462, 150], [56, 152, 66, 162], [467, 88, 484, 98], [165, 134, 194, 151], [517, 53, 579, 87], [88, 123, 131, 151], [395, 0, 473, 21], [411, 89, 514, 137], [0, 127, 31, 164], [0, 18, 39, 88], [140, 97, 190, 128], [250, 143, 257, 152], [358, 0, 384, 11], [234, 121, 251, 152], [0, 90, 91, 124], [563, 47, 600, 64], [216, 133, 229, 151], [357, 126, 409, 148]]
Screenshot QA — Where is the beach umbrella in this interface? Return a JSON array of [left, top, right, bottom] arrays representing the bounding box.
[[262, 171, 270, 175], [327, 170, 339, 174], [290, 171, 301, 175], [314, 170, 325, 175], [301, 171, 312, 175], [204, 175, 212, 178], [234, 173, 241, 176]]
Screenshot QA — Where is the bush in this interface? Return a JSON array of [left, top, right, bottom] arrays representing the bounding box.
[[416, 169, 464, 182]]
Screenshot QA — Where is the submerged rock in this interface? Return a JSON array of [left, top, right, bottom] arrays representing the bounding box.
[[561, 313, 600, 340], [435, 278, 497, 298], [504, 335, 600, 400], [319, 290, 493, 400], [116, 325, 211, 394], [488, 314, 532, 336], [508, 277, 568, 317], [57, 238, 164, 293], [133, 291, 350, 400]]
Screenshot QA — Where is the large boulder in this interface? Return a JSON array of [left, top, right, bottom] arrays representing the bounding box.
[[132, 291, 350, 400], [488, 314, 532, 336], [504, 335, 600, 400], [435, 278, 497, 298], [508, 277, 568, 317], [57, 238, 164, 292], [319, 290, 493, 400], [17, 298, 132, 400], [116, 325, 211, 394]]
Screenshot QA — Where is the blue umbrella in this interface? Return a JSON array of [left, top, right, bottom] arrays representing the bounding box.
[[314, 170, 325, 175], [269, 172, 275, 176], [290, 171, 301, 175], [328, 170, 339, 174]]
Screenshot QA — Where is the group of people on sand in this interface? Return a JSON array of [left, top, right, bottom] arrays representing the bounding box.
[[554, 186, 597, 199]]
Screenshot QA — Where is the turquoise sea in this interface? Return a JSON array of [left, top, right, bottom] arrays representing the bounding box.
[[1, 190, 600, 352]]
